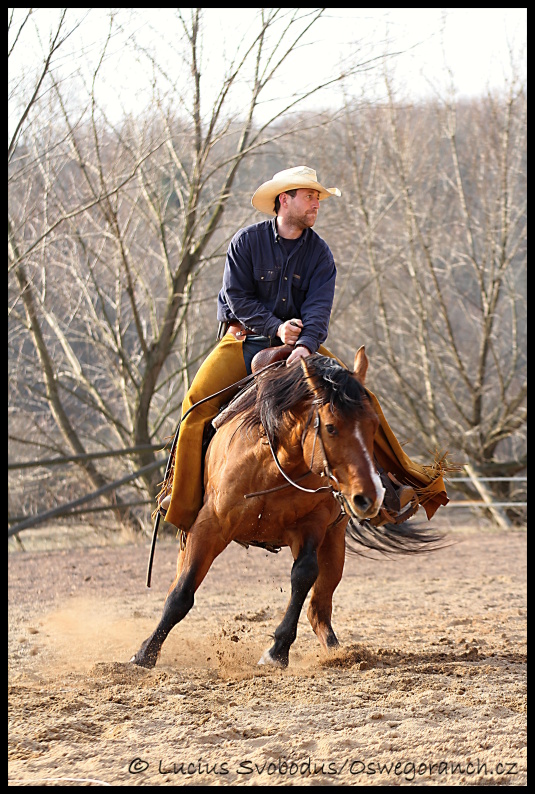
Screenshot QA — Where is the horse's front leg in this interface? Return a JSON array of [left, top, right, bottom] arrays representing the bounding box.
[[258, 538, 319, 668], [307, 520, 347, 652], [131, 519, 227, 669]]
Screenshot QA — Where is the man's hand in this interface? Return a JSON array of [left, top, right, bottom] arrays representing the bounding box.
[[286, 344, 311, 366], [277, 318, 303, 346]]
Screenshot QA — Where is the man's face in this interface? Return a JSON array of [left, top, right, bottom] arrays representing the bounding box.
[[282, 188, 320, 228]]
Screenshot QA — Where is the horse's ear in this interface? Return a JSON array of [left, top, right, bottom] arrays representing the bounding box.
[[353, 346, 368, 384], [300, 357, 323, 400]]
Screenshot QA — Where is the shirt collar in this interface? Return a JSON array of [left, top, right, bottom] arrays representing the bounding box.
[[270, 216, 309, 244]]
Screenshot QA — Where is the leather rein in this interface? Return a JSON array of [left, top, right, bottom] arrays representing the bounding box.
[[244, 403, 351, 518]]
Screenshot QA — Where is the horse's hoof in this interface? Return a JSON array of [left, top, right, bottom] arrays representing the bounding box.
[[257, 648, 287, 668], [129, 652, 157, 669]]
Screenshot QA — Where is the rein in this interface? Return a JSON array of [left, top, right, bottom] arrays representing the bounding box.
[[244, 405, 350, 517]]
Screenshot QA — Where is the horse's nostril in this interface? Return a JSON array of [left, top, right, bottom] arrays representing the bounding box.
[[353, 494, 373, 513]]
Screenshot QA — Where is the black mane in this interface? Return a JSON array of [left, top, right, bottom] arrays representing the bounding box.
[[222, 355, 370, 445]]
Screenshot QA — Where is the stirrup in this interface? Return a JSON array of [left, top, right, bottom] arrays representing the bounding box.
[[369, 486, 418, 527], [397, 485, 416, 510], [370, 470, 419, 527]]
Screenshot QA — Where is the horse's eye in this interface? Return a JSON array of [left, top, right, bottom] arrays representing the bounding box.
[[325, 423, 337, 436]]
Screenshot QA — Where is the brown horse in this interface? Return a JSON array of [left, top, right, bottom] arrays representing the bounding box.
[[131, 347, 438, 669]]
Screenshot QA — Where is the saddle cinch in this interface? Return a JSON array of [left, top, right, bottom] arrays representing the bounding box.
[[159, 345, 420, 528]]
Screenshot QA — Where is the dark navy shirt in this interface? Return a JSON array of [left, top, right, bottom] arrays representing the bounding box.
[[217, 218, 336, 354]]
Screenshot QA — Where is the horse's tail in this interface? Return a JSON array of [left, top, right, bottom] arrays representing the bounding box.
[[345, 517, 446, 557]]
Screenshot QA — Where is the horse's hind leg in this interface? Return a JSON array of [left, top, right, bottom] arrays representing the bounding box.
[[258, 539, 319, 668], [131, 522, 227, 669], [307, 524, 346, 652]]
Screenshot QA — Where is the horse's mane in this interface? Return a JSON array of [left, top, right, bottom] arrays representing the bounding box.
[[221, 355, 370, 445]]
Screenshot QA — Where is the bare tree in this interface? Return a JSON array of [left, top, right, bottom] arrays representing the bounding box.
[[330, 79, 526, 516], [8, 8, 374, 530], [9, 8, 525, 534]]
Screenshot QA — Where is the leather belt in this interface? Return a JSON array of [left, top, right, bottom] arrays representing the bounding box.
[[227, 322, 256, 339], [219, 321, 281, 347]]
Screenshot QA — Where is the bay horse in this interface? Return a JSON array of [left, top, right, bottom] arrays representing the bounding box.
[[131, 347, 439, 669]]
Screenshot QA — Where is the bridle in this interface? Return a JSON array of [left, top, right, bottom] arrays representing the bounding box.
[[245, 402, 354, 518]]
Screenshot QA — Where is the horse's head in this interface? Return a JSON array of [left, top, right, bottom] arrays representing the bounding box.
[[300, 347, 385, 521]]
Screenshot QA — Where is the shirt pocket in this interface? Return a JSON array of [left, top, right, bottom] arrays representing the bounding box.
[[253, 266, 279, 300], [291, 272, 306, 290]]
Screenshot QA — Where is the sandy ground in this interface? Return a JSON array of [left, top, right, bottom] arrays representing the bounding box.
[[8, 518, 527, 787]]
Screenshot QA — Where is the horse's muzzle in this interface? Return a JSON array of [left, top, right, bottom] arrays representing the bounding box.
[[352, 494, 376, 515], [348, 485, 385, 520]]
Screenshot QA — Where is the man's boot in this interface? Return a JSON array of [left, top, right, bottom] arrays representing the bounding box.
[[368, 469, 418, 527]]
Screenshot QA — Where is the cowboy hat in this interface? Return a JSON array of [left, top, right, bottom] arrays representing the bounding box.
[[251, 166, 341, 215]]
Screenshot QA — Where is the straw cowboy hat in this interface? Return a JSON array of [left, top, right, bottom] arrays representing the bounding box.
[[251, 166, 341, 215]]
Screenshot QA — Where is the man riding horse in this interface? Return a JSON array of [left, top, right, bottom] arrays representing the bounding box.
[[158, 165, 448, 534]]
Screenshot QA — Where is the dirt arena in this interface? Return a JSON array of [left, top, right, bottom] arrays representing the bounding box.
[[8, 517, 527, 787]]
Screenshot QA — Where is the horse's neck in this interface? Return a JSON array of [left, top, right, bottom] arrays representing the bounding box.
[[268, 416, 309, 470]]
